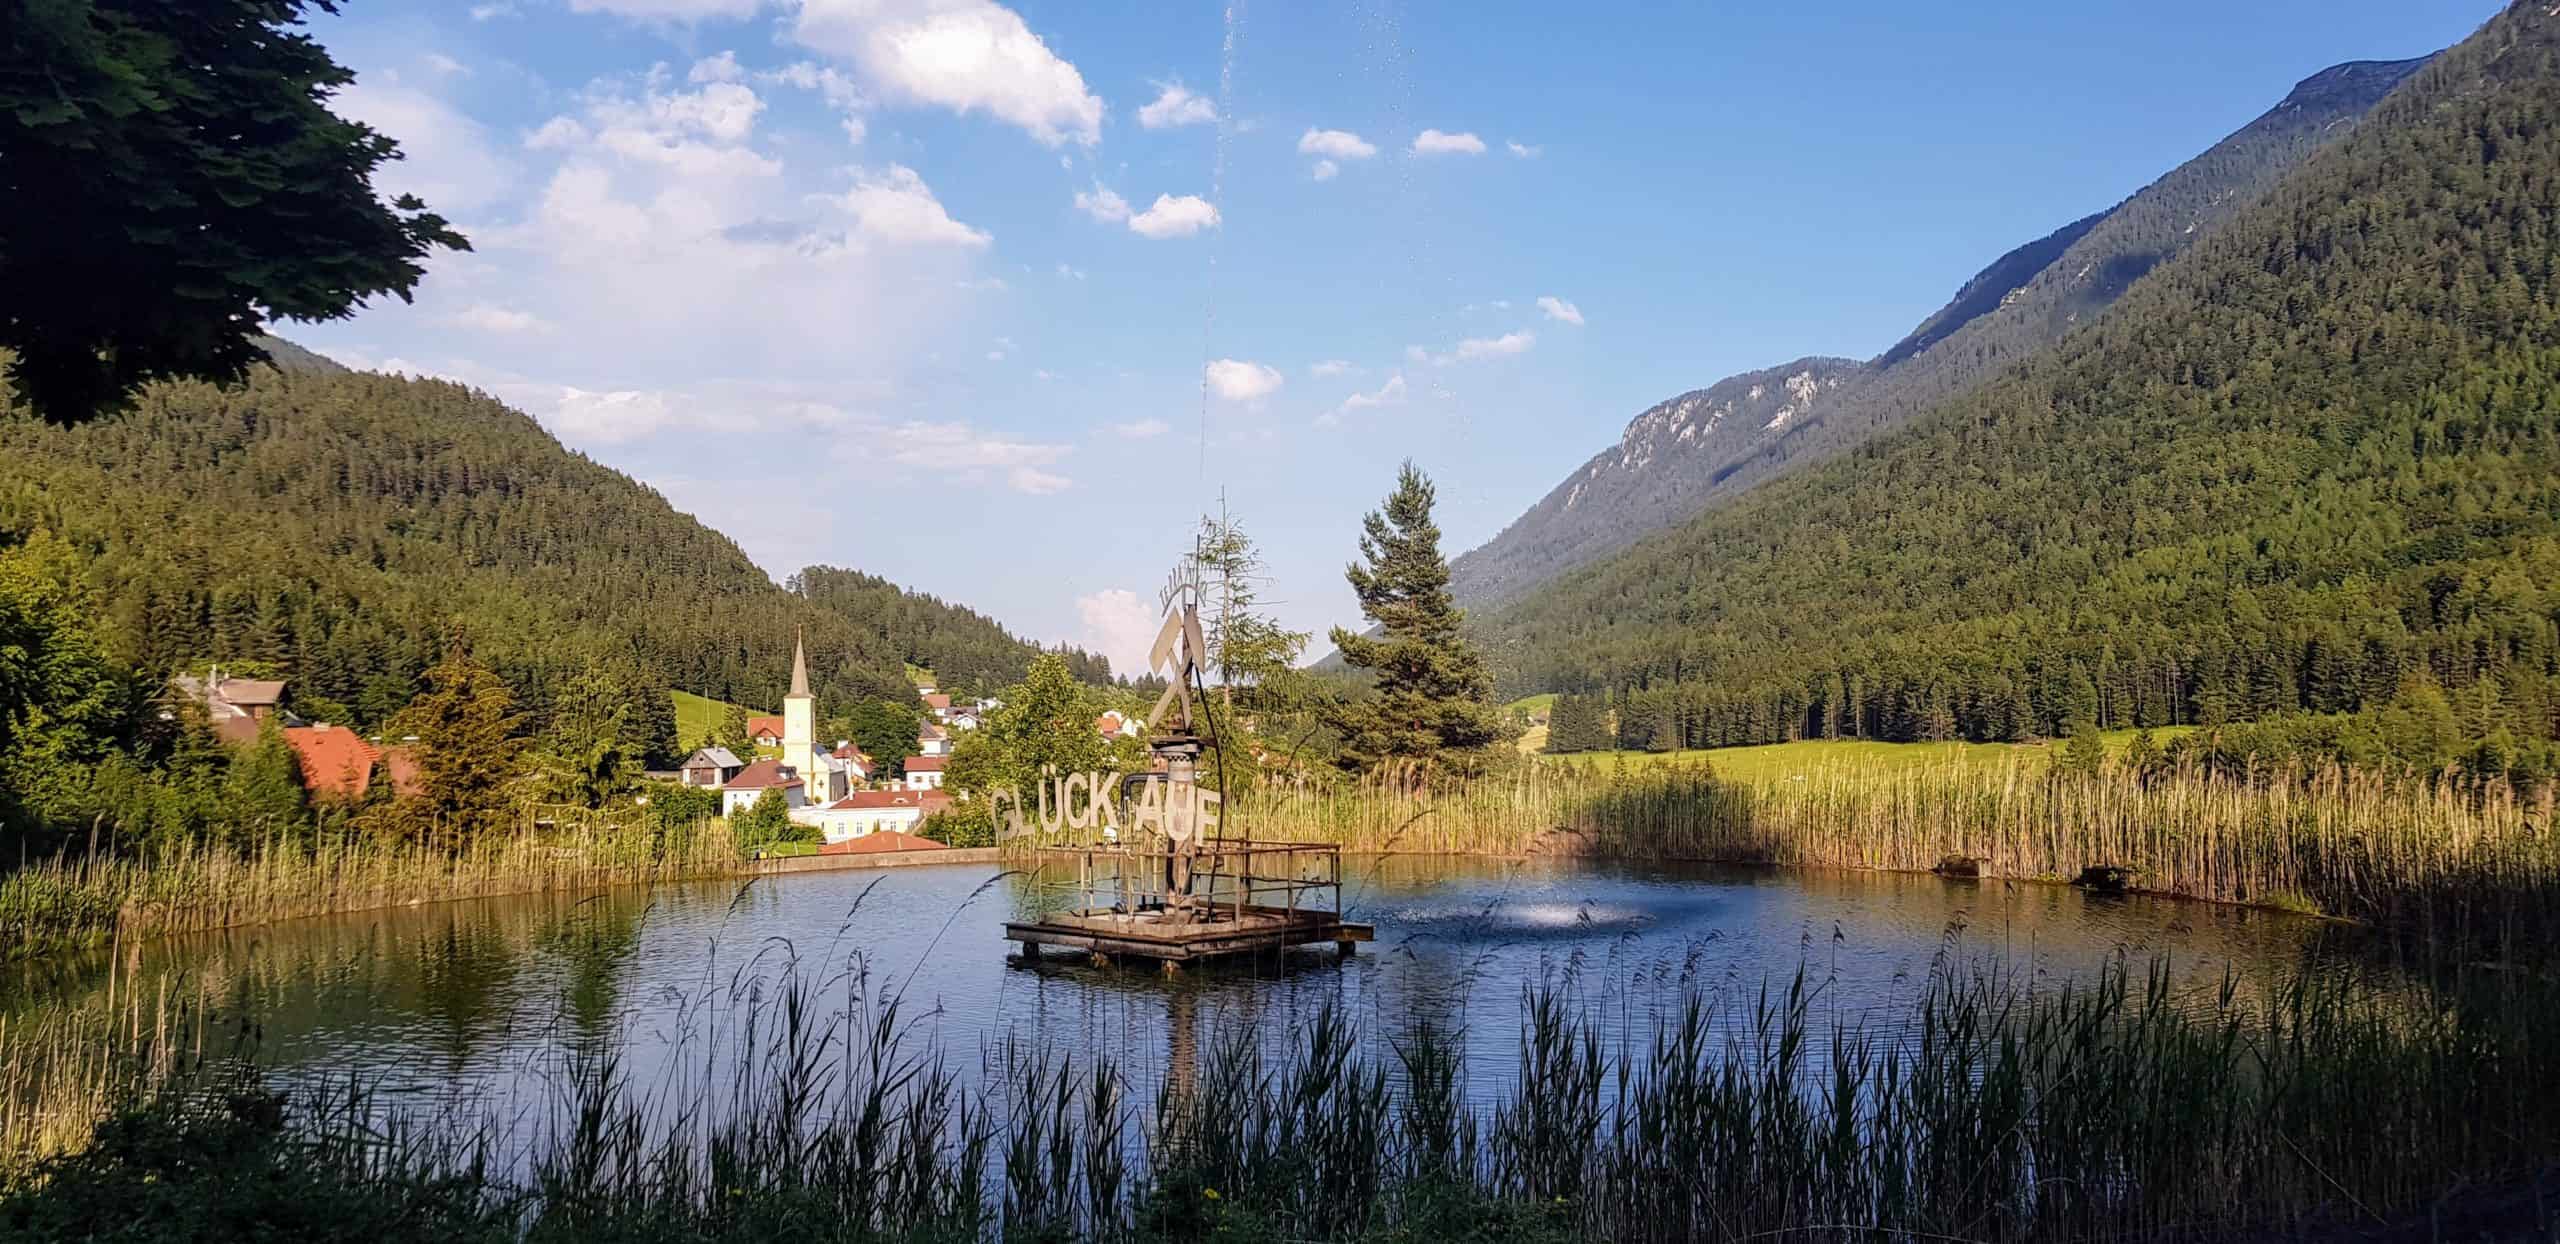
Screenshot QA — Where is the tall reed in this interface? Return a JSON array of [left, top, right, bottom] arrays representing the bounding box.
[[0, 818, 745, 964], [1233, 757, 2560, 938], [8, 947, 2556, 1241]]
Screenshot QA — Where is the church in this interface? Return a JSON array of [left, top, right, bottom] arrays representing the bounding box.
[[707, 636, 856, 818]]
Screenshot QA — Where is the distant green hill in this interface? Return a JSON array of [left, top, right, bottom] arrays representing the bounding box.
[[0, 357, 1104, 763], [790, 567, 1113, 698], [1477, 2, 2559, 754]]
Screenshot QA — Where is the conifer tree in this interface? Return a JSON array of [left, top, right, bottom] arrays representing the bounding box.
[[223, 716, 309, 842], [1329, 462, 1507, 773], [379, 643, 522, 849]]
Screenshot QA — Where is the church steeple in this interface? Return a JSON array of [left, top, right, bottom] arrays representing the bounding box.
[[782, 629, 819, 803]]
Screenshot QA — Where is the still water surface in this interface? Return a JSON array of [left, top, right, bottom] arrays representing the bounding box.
[[7, 857, 2384, 1118]]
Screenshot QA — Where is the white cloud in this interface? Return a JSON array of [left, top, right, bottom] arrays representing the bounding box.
[[1128, 193, 1217, 239], [1309, 359, 1352, 378], [690, 51, 744, 83], [333, 77, 515, 214], [1410, 330, 1535, 366], [1136, 80, 1216, 129], [445, 304, 553, 335], [1455, 330, 1534, 360], [1310, 159, 1338, 182], [568, 0, 760, 20], [791, 0, 1104, 147], [1318, 371, 1406, 425], [1073, 182, 1130, 223], [1506, 139, 1540, 158], [1412, 128, 1486, 155], [1204, 358, 1282, 401], [835, 163, 991, 247], [1298, 128, 1376, 160], [1076, 589, 1161, 678], [1107, 418, 1170, 439], [1056, 262, 1086, 280], [423, 53, 470, 78], [468, 2, 520, 17], [546, 385, 686, 443], [1536, 296, 1584, 326], [886, 419, 1064, 470], [1008, 466, 1070, 494], [525, 116, 588, 149]]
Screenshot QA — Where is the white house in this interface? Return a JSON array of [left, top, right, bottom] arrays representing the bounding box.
[[902, 754, 946, 790], [830, 742, 872, 783], [795, 789, 947, 843], [917, 722, 951, 757], [721, 758, 808, 817]]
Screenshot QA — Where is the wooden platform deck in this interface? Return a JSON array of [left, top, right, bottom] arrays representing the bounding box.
[[1005, 903, 1374, 964]]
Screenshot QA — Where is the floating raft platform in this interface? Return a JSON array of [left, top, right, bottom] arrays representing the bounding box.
[[1006, 838, 1372, 967], [1007, 904, 1373, 964]]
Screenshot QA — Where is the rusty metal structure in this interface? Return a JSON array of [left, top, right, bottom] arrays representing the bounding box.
[[1001, 558, 1371, 970]]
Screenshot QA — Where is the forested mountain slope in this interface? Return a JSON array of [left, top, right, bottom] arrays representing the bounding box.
[[1449, 54, 2433, 609], [789, 565, 1112, 696], [1477, 1, 2557, 751], [0, 360, 1107, 754]]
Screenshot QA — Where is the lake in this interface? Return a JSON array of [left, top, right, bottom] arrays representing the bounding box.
[[4, 856, 2389, 1140]]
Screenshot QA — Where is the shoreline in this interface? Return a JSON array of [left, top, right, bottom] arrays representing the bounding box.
[[14, 837, 2359, 967]]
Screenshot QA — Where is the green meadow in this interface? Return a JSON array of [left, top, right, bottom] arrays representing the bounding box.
[[668, 689, 756, 752], [1539, 728, 2196, 784]]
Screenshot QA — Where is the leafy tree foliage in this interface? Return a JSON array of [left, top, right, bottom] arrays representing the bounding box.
[[1481, 7, 2560, 780], [1330, 463, 1508, 774], [732, 787, 812, 852], [0, 531, 132, 839], [945, 653, 1136, 798], [845, 698, 919, 779], [1, 0, 467, 424], [225, 716, 310, 839]]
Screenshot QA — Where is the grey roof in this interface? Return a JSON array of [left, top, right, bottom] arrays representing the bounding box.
[[787, 631, 811, 700], [687, 746, 743, 769]]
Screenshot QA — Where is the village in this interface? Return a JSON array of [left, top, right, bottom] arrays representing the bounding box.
[[174, 637, 1141, 856]]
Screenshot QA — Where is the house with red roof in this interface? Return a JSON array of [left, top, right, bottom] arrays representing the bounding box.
[[902, 754, 946, 791], [720, 757, 810, 818], [746, 715, 787, 750], [797, 788, 953, 845], [283, 724, 381, 800]]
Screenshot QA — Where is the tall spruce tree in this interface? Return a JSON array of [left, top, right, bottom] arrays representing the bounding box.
[[1329, 462, 1507, 773], [378, 643, 522, 849]]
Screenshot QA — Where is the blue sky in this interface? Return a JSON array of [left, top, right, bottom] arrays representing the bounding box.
[[292, 0, 2492, 677]]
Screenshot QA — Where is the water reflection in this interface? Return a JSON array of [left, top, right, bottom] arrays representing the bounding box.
[[5, 856, 2393, 1117]]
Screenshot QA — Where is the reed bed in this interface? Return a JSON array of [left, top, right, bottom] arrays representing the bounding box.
[[5, 945, 2556, 1241], [0, 819, 744, 964], [1235, 758, 2560, 939]]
